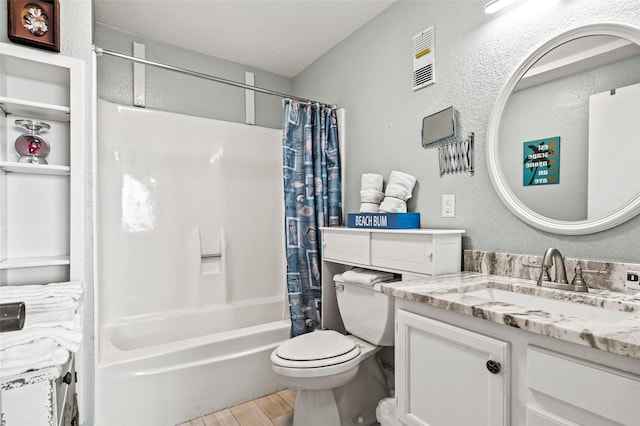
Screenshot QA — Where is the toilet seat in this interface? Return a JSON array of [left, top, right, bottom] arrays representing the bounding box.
[[271, 330, 361, 369]]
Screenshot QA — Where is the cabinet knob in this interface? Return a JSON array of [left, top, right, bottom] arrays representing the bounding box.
[[486, 360, 501, 374], [63, 372, 73, 384]]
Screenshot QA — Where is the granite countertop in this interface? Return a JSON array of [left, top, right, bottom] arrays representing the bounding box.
[[381, 272, 640, 360]]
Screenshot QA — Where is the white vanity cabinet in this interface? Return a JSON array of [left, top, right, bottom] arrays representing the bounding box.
[[395, 309, 510, 426], [0, 42, 85, 425], [395, 298, 640, 426]]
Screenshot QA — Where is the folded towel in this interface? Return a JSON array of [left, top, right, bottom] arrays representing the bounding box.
[[361, 173, 384, 192], [0, 281, 85, 303], [384, 183, 413, 201], [1, 282, 85, 318], [1, 282, 83, 328], [25, 299, 80, 314], [379, 196, 407, 213], [0, 315, 83, 353], [360, 189, 384, 204], [23, 309, 78, 329], [360, 202, 380, 213], [0, 338, 69, 378], [340, 268, 395, 286]]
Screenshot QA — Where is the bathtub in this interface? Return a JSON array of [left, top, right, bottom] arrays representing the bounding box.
[[95, 299, 290, 426], [95, 100, 289, 425]]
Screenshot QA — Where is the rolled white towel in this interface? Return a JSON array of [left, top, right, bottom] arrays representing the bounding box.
[[388, 171, 417, 191], [379, 197, 407, 213], [361, 173, 384, 192], [360, 189, 384, 204], [384, 183, 413, 201], [360, 202, 380, 213]]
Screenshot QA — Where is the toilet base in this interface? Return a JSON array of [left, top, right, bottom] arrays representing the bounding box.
[[293, 389, 341, 426], [292, 355, 389, 426]]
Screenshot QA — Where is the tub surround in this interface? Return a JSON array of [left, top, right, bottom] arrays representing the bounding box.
[[381, 271, 640, 360], [464, 249, 640, 293], [95, 101, 287, 426]]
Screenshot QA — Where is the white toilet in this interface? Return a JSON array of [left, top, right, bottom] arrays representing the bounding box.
[[271, 273, 395, 426]]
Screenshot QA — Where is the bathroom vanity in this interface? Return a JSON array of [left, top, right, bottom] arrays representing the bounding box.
[[385, 273, 640, 426], [319, 228, 639, 426]]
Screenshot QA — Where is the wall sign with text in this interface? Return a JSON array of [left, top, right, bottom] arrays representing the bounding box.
[[523, 136, 560, 186]]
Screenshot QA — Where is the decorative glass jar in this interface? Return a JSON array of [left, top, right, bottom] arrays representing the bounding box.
[[14, 119, 51, 164]]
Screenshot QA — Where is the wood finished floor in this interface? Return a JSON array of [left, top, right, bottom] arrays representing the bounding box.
[[177, 389, 296, 426]]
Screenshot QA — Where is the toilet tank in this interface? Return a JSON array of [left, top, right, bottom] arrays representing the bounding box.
[[334, 275, 395, 346]]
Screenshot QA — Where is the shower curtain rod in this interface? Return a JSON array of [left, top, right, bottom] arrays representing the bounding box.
[[93, 46, 334, 107]]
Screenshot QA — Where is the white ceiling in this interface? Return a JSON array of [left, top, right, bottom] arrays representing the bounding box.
[[93, 0, 396, 78]]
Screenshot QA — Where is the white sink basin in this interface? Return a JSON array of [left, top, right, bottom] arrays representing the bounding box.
[[464, 288, 632, 323]]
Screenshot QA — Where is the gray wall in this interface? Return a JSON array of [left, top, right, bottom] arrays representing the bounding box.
[[294, 0, 640, 263], [94, 23, 292, 129]]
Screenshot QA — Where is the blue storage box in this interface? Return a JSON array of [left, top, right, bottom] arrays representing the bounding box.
[[347, 212, 420, 229]]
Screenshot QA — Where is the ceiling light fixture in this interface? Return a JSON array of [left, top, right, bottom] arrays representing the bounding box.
[[484, 0, 521, 14]]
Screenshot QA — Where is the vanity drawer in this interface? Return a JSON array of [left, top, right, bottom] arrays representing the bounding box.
[[371, 232, 434, 274], [527, 346, 640, 426], [322, 229, 370, 265]]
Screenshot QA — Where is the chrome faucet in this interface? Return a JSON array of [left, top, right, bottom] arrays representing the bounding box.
[[538, 247, 568, 285], [536, 248, 587, 292]]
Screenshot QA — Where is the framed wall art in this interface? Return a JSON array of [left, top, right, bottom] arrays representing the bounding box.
[[7, 0, 60, 52]]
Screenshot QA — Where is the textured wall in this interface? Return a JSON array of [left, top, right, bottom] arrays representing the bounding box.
[[94, 23, 293, 129], [294, 0, 640, 263]]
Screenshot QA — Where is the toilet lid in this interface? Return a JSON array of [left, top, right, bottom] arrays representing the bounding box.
[[275, 330, 357, 361]]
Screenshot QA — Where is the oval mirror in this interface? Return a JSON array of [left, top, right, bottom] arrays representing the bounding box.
[[487, 22, 640, 235]]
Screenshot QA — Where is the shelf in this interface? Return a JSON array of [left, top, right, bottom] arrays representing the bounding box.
[[0, 96, 70, 122], [0, 255, 70, 270], [0, 161, 70, 175]]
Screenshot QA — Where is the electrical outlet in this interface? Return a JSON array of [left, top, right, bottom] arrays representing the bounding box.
[[626, 270, 640, 291], [442, 194, 455, 218]]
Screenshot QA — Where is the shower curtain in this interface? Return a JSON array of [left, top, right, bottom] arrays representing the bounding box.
[[282, 100, 342, 337]]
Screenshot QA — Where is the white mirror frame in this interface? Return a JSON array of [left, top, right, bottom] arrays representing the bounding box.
[[487, 22, 640, 235]]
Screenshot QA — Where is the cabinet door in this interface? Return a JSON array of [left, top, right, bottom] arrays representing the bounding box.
[[371, 233, 434, 274], [396, 310, 510, 426], [322, 229, 370, 265], [0, 368, 59, 426]]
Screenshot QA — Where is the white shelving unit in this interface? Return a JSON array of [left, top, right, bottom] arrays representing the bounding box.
[[0, 42, 85, 426], [0, 42, 85, 286]]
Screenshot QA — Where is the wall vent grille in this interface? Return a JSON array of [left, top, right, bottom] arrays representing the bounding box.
[[413, 63, 433, 88], [412, 26, 435, 91]]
